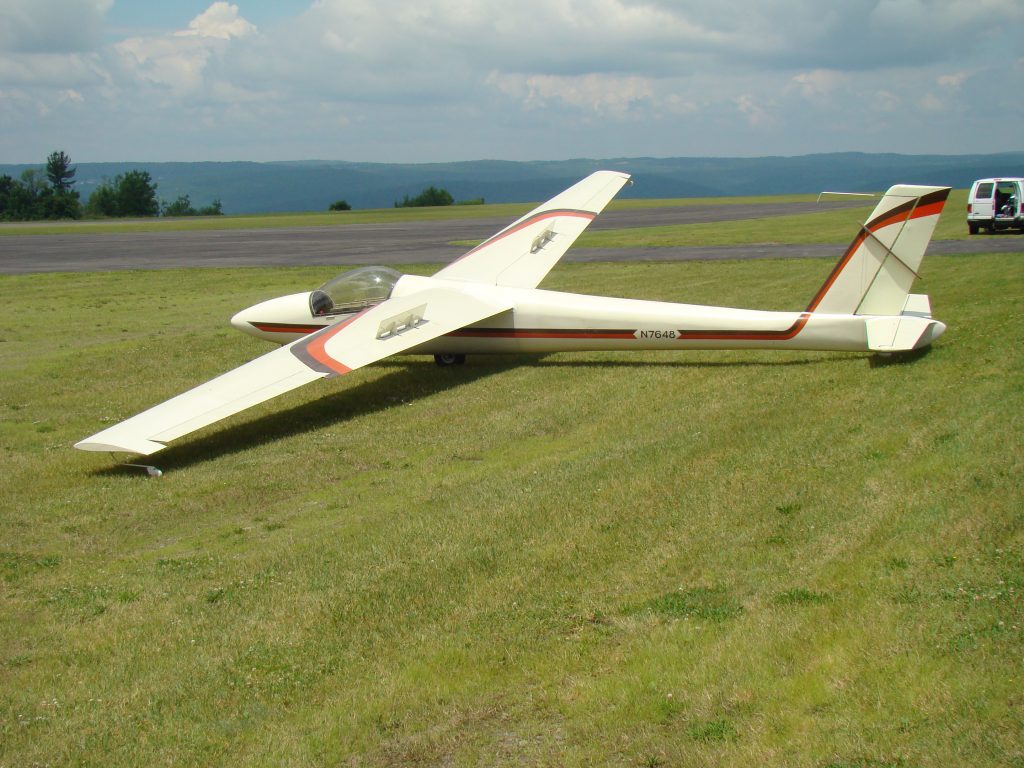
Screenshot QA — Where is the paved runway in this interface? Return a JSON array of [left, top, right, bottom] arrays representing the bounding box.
[[571, 238, 1024, 263], [1, 200, 1020, 274]]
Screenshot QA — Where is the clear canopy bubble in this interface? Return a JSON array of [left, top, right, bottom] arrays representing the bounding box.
[[309, 266, 403, 316]]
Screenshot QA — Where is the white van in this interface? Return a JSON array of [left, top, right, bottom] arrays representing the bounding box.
[[967, 177, 1024, 234]]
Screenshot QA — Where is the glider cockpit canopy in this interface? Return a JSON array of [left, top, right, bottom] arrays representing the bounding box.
[[310, 266, 403, 317]]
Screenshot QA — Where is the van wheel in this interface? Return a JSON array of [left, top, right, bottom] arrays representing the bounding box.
[[968, 222, 979, 235], [434, 353, 466, 366]]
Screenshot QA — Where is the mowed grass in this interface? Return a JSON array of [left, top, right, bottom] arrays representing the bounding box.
[[0, 191, 834, 237], [577, 193, 973, 249], [0, 203, 534, 236], [1, 252, 1022, 766], [462, 191, 976, 250], [0, 190, 970, 243]]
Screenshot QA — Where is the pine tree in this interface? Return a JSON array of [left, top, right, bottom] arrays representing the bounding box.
[[45, 151, 76, 193]]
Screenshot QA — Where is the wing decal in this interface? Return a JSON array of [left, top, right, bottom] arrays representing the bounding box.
[[290, 310, 367, 377], [451, 208, 595, 264], [434, 170, 630, 289]]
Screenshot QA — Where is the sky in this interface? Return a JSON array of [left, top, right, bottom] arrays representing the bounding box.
[[1, 0, 1022, 163]]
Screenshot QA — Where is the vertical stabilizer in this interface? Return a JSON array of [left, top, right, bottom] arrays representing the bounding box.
[[809, 185, 950, 316]]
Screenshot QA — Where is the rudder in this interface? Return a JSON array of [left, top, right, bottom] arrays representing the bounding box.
[[809, 185, 950, 316]]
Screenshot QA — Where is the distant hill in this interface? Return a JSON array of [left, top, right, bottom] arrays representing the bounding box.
[[2, 153, 1021, 214]]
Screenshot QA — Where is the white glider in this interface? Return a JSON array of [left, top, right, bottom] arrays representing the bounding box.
[[76, 171, 950, 456]]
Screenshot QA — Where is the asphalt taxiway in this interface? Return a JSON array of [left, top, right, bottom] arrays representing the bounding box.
[[1, 200, 1020, 274]]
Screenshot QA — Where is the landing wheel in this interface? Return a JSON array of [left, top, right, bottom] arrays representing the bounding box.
[[434, 353, 466, 367]]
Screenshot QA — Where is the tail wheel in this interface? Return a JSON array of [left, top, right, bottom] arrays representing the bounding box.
[[434, 353, 466, 366]]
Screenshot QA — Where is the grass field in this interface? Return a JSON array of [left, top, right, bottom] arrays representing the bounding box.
[[457, 191, 970, 250], [0, 190, 969, 242], [0, 203, 536, 236], [0, 192, 835, 237], [577, 191, 968, 248], [2, 246, 1022, 764]]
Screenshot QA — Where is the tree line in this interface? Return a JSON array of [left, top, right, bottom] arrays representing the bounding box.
[[391, 186, 483, 208], [0, 151, 82, 221], [1, 151, 483, 220], [0, 151, 223, 221]]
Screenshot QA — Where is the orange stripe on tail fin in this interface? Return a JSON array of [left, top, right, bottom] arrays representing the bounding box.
[[809, 185, 950, 316]]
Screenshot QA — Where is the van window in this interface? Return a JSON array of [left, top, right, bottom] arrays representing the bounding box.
[[976, 183, 994, 198]]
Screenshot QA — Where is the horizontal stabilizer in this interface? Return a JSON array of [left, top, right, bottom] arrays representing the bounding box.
[[866, 313, 945, 352]]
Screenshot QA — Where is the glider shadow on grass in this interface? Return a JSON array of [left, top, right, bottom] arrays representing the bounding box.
[[99, 350, 909, 473]]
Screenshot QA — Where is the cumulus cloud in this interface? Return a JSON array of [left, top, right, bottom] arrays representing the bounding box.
[[790, 70, 846, 99], [114, 35, 212, 95], [918, 92, 947, 112], [486, 73, 653, 118], [736, 94, 774, 127], [0, 52, 109, 88], [0, 0, 113, 54], [295, 0, 732, 81], [937, 71, 969, 89], [177, 3, 256, 41], [871, 89, 901, 113], [1, 0, 1022, 161], [112, 4, 256, 96]]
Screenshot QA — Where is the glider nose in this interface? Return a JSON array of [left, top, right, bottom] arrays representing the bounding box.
[[230, 306, 257, 335], [230, 291, 320, 343]]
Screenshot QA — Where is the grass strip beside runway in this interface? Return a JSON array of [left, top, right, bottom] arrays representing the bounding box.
[[1, 252, 1021, 766]]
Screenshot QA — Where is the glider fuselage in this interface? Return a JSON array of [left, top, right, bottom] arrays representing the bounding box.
[[231, 274, 944, 356]]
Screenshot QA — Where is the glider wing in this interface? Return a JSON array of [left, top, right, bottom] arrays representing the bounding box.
[[75, 285, 511, 455], [433, 170, 630, 289]]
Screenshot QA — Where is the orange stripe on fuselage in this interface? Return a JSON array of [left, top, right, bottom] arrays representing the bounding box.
[[252, 322, 326, 335], [448, 328, 635, 340]]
